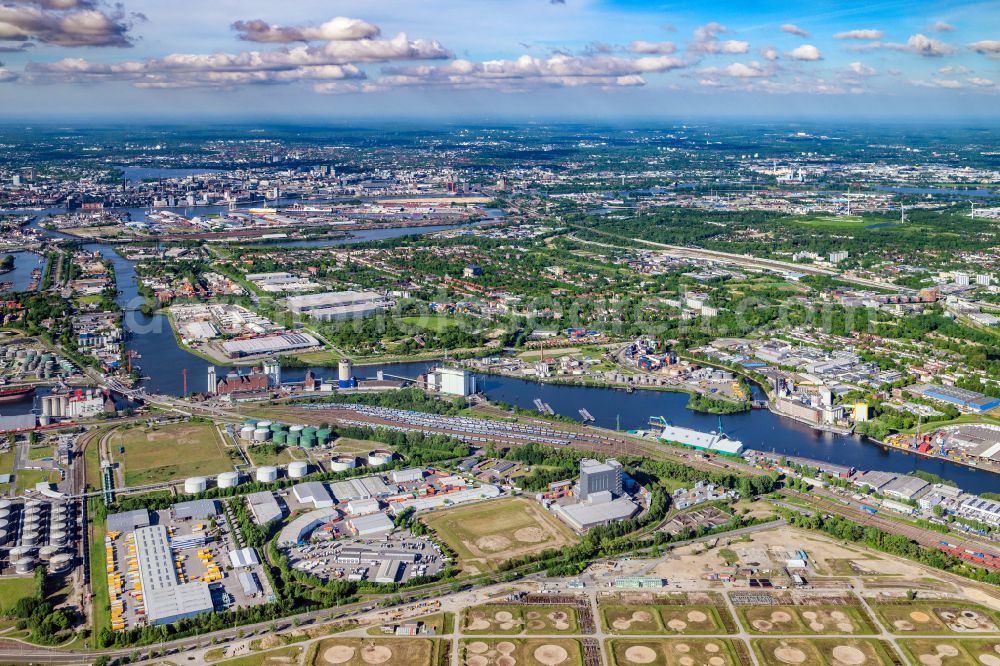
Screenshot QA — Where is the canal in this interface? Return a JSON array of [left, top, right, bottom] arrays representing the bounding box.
[[11, 206, 999, 494]]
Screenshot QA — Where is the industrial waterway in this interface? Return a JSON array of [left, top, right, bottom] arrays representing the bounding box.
[[9, 206, 999, 494]]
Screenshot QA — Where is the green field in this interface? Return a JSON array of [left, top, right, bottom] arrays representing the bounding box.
[[739, 604, 878, 635], [401, 315, 463, 332], [871, 601, 999, 635], [421, 497, 578, 574], [109, 421, 234, 486], [0, 446, 15, 488], [15, 468, 59, 493], [28, 444, 55, 460], [609, 638, 741, 666], [0, 577, 38, 614], [752, 637, 895, 666]]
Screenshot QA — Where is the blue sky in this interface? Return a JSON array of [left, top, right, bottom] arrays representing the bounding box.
[[0, 0, 997, 119]]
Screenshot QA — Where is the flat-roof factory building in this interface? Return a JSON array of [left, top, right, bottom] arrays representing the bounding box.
[[246, 491, 284, 525], [909, 384, 1000, 412], [555, 496, 639, 531], [286, 291, 391, 321], [222, 332, 320, 359], [134, 525, 214, 625], [655, 422, 744, 456], [293, 482, 335, 509]]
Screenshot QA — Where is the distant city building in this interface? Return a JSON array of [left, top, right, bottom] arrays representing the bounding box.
[[286, 290, 390, 321], [955, 272, 971, 286], [215, 367, 269, 395], [977, 274, 992, 287], [425, 366, 476, 396], [463, 264, 483, 278], [828, 250, 849, 263]]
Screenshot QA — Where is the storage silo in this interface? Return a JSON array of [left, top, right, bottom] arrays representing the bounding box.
[[48, 530, 67, 546], [338, 359, 355, 388], [58, 394, 69, 417], [286, 431, 300, 447], [329, 455, 356, 472], [240, 426, 256, 441], [38, 544, 61, 561], [49, 553, 73, 574], [269, 422, 286, 434], [273, 431, 287, 446], [184, 477, 208, 494], [15, 557, 35, 574], [256, 421, 273, 431], [253, 428, 270, 442], [302, 426, 317, 439], [256, 466, 278, 483], [299, 435, 316, 450], [217, 471, 241, 488], [367, 449, 393, 466], [316, 428, 332, 445], [287, 461, 309, 478], [288, 425, 304, 436]]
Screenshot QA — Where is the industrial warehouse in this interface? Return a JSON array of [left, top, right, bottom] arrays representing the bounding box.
[[285, 290, 393, 321]]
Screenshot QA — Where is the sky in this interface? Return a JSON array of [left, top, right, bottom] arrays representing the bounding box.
[[0, 0, 998, 120]]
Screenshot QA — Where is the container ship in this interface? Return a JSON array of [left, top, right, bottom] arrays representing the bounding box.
[[0, 385, 35, 403]]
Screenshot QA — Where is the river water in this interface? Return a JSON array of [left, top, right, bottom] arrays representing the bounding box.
[[7, 203, 998, 493]]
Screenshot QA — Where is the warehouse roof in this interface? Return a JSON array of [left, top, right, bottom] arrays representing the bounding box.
[[293, 481, 334, 508], [222, 332, 319, 357], [286, 290, 383, 309], [246, 491, 283, 525], [882, 475, 931, 500], [174, 499, 220, 520], [278, 507, 340, 545], [349, 512, 394, 535], [555, 497, 639, 531], [228, 547, 260, 568], [107, 508, 151, 533]]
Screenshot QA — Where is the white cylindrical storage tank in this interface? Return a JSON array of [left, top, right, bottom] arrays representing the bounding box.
[[256, 466, 278, 483], [287, 461, 309, 478], [49, 553, 73, 574], [240, 426, 256, 441], [49, 530, 67, 546], [184, 477, 208, 494], [38, 545, 61, 561], [23, 515, 41, 529], [217, 471, 241, 488], [289, 425, 304, 435], [41, 396, 52, 417], [15, 557, 35, 574], [329, 455, 356, 472], [58, 394, 69, 417], [256, 421, 273, 430], [253, 428, 270, 442], [0, 499, 11, 510], [20, 530, 40, 547], [9, 545, 34, 559], [367, 449, 393, 466], [0, 528, 8, 545]]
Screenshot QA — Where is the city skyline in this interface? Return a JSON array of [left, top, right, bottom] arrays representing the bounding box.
[[0, 0, 998, 119]]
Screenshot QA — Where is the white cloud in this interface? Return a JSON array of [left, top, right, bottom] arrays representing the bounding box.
[[969, 40, 1000, 58], [760, 47, 778, 61], [0, 1, 136, 47], [967, 77, 996, 88], [689, 22, 750, 54], [930, 20, 956, 32], [232, 17, 380, 43], [787, 44, 822, 61], [701, 60, 770, 78], [363, 53, 690, 93], [939, 65, 969, 75], [902, 34, 957, 57], [834, 29, 884, 40], [629, 40, 675, 54], [847, 61, 876, 76], [911, 78, 962, 88], [0, 65, 16, 82], [780, 24, 810, 38]]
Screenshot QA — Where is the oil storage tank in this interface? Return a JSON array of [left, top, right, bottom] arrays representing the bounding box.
[[288, 461, 309, 478], [184, 477, 208, 494], [329, 455, 356, 472], [256, 466, 278, 483], [217, 471, 241, 488]]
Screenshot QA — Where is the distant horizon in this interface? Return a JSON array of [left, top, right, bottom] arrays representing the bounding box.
[[1, 0, 998, 120]]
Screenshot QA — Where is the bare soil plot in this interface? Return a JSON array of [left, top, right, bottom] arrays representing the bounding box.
[[608, 638, 742, 666], [311, 638, 436, 666], [422, 497, 578, 573], [752, 638, 895, 666], [461, 638, 583, 666]]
